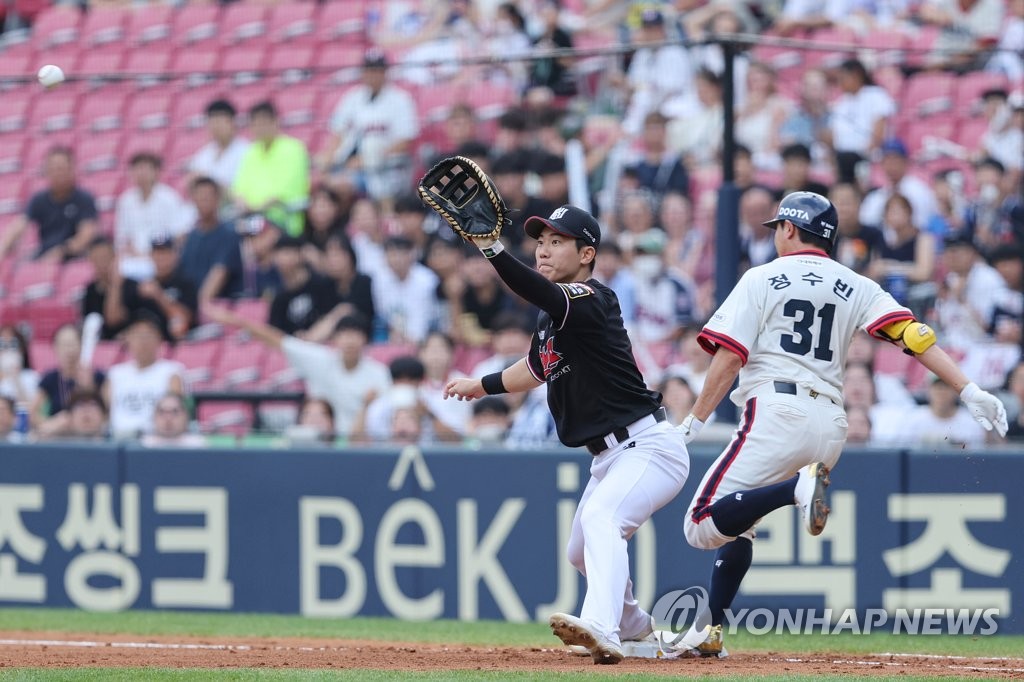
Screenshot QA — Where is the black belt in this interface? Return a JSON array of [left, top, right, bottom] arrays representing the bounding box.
[[774, 381, 835, 404], [585, 407, 668, 456]]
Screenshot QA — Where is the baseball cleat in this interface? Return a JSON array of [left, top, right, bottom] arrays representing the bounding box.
[[549, 613, 624, 665], [696, 624, 724, 658], [795, 462, 831, 536]]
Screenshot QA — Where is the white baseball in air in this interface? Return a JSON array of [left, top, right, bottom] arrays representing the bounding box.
[[37, 64, 65, 87]]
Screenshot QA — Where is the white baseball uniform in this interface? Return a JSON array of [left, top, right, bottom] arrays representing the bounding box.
[[684, 248, 912, 549]]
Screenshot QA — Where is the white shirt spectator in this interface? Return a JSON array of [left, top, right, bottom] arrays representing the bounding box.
[[329, 84, 419, 171], [107, 359, 184, 438], [632, 270, 698, 342], [781, 0, 853, 23], [901, 404, 987, 448], [935, 260, 1012, 345], [141, 433, 208, 448], [372, 263, 440, 343], [281, 337, 391, 436], [830, 85, 895, 154], [0, 368, 39, 404], [985, 10, 1024, 81], [625, 44, 696, 135], [189, 137, 251, 190], [859, 175, 939, 229], [114, 183, 193, 255]]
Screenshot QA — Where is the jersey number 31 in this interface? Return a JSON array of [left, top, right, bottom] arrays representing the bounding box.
[[780, 299, 835, 361]]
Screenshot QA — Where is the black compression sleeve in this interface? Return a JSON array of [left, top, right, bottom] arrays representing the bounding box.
[[486, 251, 568, 321]]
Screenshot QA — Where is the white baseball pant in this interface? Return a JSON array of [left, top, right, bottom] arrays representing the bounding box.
[[684, 381, 848, 550], [565, 420, 690, 644]]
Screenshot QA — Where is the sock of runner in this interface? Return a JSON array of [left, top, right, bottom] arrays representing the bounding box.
[[709, 475, 799, 537], [708, 537, 753, 626]]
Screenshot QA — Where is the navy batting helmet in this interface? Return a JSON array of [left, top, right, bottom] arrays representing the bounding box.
[[762, 191, 839, 245]]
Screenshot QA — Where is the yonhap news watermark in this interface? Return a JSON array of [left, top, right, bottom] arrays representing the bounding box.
[[652, 588, 1002, 638]]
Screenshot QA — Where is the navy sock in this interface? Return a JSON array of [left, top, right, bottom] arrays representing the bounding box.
[[708, 537, 753, 626], [709, 475, 799, 537]]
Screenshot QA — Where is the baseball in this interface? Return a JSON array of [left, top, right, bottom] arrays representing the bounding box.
[[37, 64, 65, 88]]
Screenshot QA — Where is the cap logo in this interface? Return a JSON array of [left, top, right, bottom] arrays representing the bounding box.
[[582, 228, 595, 242], [549, 207, 569, 220], [778, 207, 811, 221]]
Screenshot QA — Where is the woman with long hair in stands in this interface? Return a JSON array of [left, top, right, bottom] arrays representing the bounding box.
[[31, 323, 105, 435], [0, 325, 37, 407]]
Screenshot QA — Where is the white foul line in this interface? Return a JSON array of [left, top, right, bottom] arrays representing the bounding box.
[[0, 639, 252, 651]]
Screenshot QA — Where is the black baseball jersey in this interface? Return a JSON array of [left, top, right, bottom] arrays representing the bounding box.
[[525, 279, 661, 447]]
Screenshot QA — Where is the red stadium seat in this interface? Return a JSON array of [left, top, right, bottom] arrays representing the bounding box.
[[56, 259, 95, 304], [91, 341, 123, 370], [232, 298, 269, 324], [0, 137, 25, 175], [78, 89, 129, 132], [30, 5, 81, 48], [465, 81, 518, 120], [124, 91, 174, 131], [8, 260, 59, 302], [0, 177, 25, 215], [214, 339, 267, 389], [872, 65, 905, 100], [76, 132, 123, 174], [82, 170, 123, 213], [802, 27, 858, 71], [904, 25, 943, 70], [315, 44, 367, 86], [198, 401, 254, 436], [174, 340, 222, 389], [0, 50, 33, 87], [261, 349, 302, 391], [903, 116, 956, 158], [954, 72, 1010, 118], [276, 85, 319, 128], [366, 343, 417, 366], [956, 117, 990, 153], [127, 4, 174, 46], [859, 29, 910, 68], [902, 71, 956, 118], [316, 2, 366, 42], [0, 90, 32, 133], [29, 338, 56, 373], [231, 84, 278, 118], [219, 44, 269, 83], [269, 2, 318, 42], [1, 302, 77, 341], [219, 3, 268, 46], [80, 6, 128, 47], [30, 89, 78, 133], [165, 128, 208, 176], [267, 44, 316, 83], [171, 4, 221, 47], [76, 49, 126, 83], [122, 47, 173, 83], [169, 46, 221, 85], [123, 130, 170, 159], [169, 84, 224, 130]]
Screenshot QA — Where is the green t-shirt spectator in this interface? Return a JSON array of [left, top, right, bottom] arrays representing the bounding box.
[[233, 135, 310, 236]]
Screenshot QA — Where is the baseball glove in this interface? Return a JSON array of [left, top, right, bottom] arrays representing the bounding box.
[[418, 156, 510, 242]]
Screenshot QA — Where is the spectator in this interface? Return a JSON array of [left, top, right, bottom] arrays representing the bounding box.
[[934, 232, 1011, 344], [346, 197, 388, 280], [735, 62, 790, 170], [233, 101, 310, 237], [989, 245, 1024, 344], [490, 151, 556, 256], [827, 59, 895, 184], [915, 0, 1003, 70], [846, 405, 872, 445], [141, 393, 207, 448], [444, 249, 513, 346], [528, 0, 577, 97], [623, 7, 695, 135], [203, 307, 389, 437], [867, 194, 936, 307], [659, 192, 705, 283], [843, 362, 904, 445], [268, 235, 336, 337], [978, 89, 1023, 178], [360, 354, 462, 444], [779, 68, 831, 157], [963, 157, 1024, 253], [471, 311, 535, 377], [372, 237, 440, 344], [845, 331, 918, 407], [593, 242, 637, 324], [300, 184, 349, 271], [631, 229, 698, 343], [430, 103, 486, 164], [776, 144, 830, 199], [110, 235, 198, 342], [666, 68, 724, 168], [616, 189, 659, 254], [903, 376, 987, 448], [985, 0, 1024, 82], [114, 152, 192, 265], [0, 396, 14, 442], [303, 234, 376, 343], [318, 49, 419, 205], [927, 168, 968, 238], [1004, 360, 1024, 439], [417, 332, 471, 439], [832, 182, 884, 274], [64, 389, 108, 442], [82, 237, 129, 339], [390, 193, 432, 257], [103, 311, 184, 440], [284, 398, 337, 446], [739, 186, 778, 268], [775, 0, 852, 34], [188, 99, 250, 191], [31, 324, 104, 433], [178, 177, 244, 302], [466, 396, 513, 447], [0, 146, 98, 261], [494, 108, 530, 156], [625, 112, 690, 199], [531, 152, 570, 206], [660, 373, 697, 425], [0, 325, 37, 405], [487, 3, 532, 89], [860, 138, 939, 231]]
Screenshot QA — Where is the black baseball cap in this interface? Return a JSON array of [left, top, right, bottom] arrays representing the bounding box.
[[363, 48, 388, 69], [943, 232, 976, 249], [524, 205, 601, 248], [150, 233, 175, 250], [274, 234, 304, 250]]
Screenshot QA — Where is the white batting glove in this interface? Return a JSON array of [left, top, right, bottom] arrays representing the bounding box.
[[960, 382, 1009, 437], [679, 414, 704, 444]]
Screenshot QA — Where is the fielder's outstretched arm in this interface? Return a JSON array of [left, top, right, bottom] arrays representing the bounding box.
[[444, 357, 543, 401], [470, 238, 569, 322]]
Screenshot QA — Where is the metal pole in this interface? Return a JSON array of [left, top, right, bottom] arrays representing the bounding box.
[[714, 40, 741, 424]]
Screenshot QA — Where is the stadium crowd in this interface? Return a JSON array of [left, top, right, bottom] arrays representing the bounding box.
[[0, 0, 1022, 449]]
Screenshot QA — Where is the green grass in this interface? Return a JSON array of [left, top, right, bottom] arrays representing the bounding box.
[[0, 608, 1019, 658], [0, 673, 992, 682]]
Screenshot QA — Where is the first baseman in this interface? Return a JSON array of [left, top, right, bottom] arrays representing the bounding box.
[[444, 205, 690, 664], [675, 191, 1008, 656]]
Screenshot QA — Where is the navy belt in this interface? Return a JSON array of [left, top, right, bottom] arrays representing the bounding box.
[[774, 381, 835, 404], [585, 407, 668, 456]]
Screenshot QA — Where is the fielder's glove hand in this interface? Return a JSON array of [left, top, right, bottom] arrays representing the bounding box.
[[679, 413, 704, 444], [960, 382, 1008, 437], [418, 156, 510, 245]]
